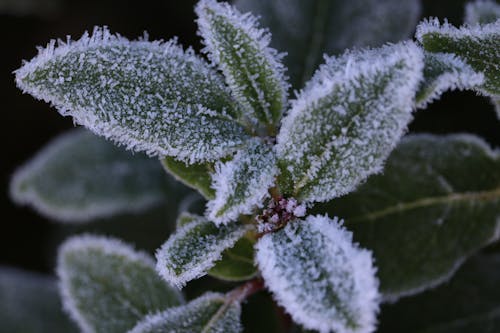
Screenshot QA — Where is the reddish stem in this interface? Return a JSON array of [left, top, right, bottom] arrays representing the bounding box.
[[227, 278, 265, 303]]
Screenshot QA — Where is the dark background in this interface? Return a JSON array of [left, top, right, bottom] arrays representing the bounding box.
[[1, 0, 498, 276]]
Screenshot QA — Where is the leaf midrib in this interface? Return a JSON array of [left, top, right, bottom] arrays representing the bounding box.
[[349, 187, 500, 223]]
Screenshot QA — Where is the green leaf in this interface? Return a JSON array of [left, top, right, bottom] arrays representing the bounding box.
[[416, 52, 484, 109], [465, 0, 500, 25], [58, 235, 183, 333], [129, 292, 242, 333], [10, 129, 173, 223], [196, 0, 288, 131], [379, 254, 500, 333], [15, 27, 250, 164], [208, 236, 257, 282], [416, 18, 500, 96], [0, 267, 77, 333], [162, 157, 215, 200], [156, 215, 251, 288], [276, 42, 423, 203], [314, 134, 500, 301], [206, 139, 278, 224], [255, 215, 380, 333], [464, 0, 500, 119], [235, 0, 421, 88], [176, 211, 205, 228]]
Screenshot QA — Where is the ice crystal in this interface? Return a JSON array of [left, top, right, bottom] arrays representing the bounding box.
[[206, 139, 278, 224], [58, 235, 183, 333], [129, 292, 242, 333], [416, 18, 500, 96], [276, 42, 423, 203], [256, 215, 380, 333], [156, 216, 250, 288], [15, 27, 249, 164], [196, 0, 288, 130], [416, 52, 484, 109]]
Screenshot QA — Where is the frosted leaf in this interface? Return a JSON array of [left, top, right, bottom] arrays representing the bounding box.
[[0, 267, 77, 333], [129, 292, 242, 333], [235, 0, 421, 88], [15, 26, 250, 164], [9, 129, 173, 223], [206, 139, 278, 224], [416, 18, 500, 97], [156, 215, 250, 288], [464, 0, 500, 119], [276, 42, 423, 203], [208, 236, 257, 282], [58, 235, 183, 333], [314, 134, 500, 301], [256, 215, 380, 333], [416, 52, 484, 109], [196, 0, 288, 130], [465, 0, 500, 25]]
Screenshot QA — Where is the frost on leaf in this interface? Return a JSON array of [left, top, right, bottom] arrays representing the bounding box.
[[314, 134, 500, 301], [465, 0, 500, 25], [206, 139, 278, 224], [162, 156, 216, 200], [10, 129, 172, 223], [57, 235, 183, 333], [276, 42, 423, 203], [156, 215, 250, 288], [416, 52, 484, 109], [15, 26, 250, 164], [416, 18, 500, 97], [129, 292, 242, 333], [256, 215, 380, 333], [235, 0, 421, 88], [196, 0, 288, 130], [0, 267, 77, 333]]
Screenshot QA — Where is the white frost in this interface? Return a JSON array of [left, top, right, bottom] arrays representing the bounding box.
[[206, 139, 278, 224], [129, 292, 242, 333], [276, 42, 424, 203], [58, 234, 183, 333], [196, 0, 289, 127], [416, 17, 500, 43], [256, 215, 380, 333], [156, 216, 250, 288], [15, 26, 248, 164], [416, 52, 484, 109]]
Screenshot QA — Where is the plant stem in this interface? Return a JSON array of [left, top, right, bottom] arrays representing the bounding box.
[[227, 278, 265, 304]]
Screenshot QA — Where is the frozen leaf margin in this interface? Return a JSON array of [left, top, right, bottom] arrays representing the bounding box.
[[256, 215, 380, 333]]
